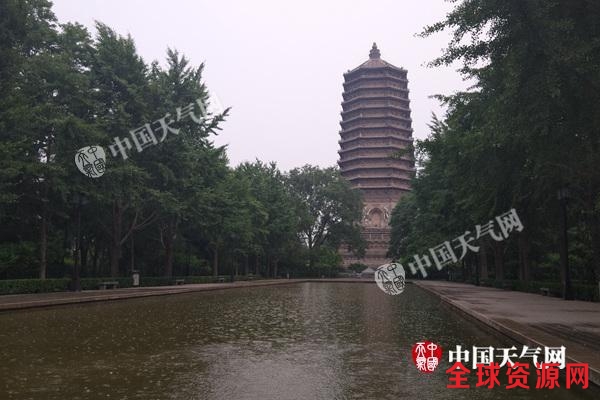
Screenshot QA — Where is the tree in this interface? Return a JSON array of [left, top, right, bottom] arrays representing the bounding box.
[[236, 160, 298, 277], [286, 165, 365, 269], [390, 0, 600, 289], [145, 49, 229, 277]]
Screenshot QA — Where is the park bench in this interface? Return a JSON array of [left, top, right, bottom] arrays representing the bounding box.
[[247, 274, 255, 281], [217, 277, 226, 283], [174, 279, 185, 285], [98, 281, 119, 290], [539, 287, 550, 296]]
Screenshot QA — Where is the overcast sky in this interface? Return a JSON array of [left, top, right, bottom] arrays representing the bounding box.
[[52, 0, 469, 171]]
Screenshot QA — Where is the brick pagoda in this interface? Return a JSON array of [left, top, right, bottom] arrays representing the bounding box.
[[338, 43, 415, 268]]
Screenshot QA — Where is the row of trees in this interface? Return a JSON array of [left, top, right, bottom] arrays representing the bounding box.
[[0, 0, 365, 280], [389, 0, 600, 293]]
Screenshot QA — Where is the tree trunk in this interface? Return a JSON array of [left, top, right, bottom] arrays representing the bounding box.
[[493, 241, 504, 281], [110, 242, 121, 278], [165, 239, 174, 277], [81, 239, 88, 275], [266, 254, 270, 278], [130, 234, 135, 273], [479, 245, 489, 280], [518, 233, 531, 282], [92, 241, 99, 276], [213, 246, 219, 276], [39, 206, 48, 279], [590, 213, 600, 283], [273, 258, 278, 279], [73, 205, 82, 291], [585, 187, 600, 283], [110, 200, 123, 277], [244, 254, 249, 275], [162, 222, 177, 278]]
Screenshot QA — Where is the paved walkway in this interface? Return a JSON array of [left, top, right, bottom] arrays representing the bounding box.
[[0, 278, 373, 312], [414, 280, 600, 385], [0, 279, 310, 312]]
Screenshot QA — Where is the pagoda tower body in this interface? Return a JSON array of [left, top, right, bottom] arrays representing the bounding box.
[[338, 43, 415, 268]]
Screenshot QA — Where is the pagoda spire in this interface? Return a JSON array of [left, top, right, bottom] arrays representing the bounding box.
[[369, 42, 381, 59], [338, 44, 414, 268]]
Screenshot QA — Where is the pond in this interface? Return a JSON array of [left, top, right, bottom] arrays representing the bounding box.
[[0, 282, 597, 399]]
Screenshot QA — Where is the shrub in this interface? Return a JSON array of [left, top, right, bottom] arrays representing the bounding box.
[[0, 275, 244, 295], [0, 278, 71, 294]]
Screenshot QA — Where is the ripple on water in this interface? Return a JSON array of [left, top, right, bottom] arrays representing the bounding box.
[[0, 283, 598, 400]]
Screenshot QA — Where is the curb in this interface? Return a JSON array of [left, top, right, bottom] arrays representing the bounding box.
[[0, 280, 306, 312], [0, 278, 375, 312], [414, 281, 600, 387]]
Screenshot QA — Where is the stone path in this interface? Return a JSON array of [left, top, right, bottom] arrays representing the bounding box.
[[0, 278, 372, 312], [0, 279, 307, 312], [414, 280, 600, 385]]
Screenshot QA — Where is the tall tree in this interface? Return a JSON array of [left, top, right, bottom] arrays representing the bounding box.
[[287, 165, 365, 269], [391, 0, 600, 288], [145, 49, 229, 277], [90, 23, 154, 277]]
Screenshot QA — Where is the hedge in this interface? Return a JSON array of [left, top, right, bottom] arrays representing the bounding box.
[[0, 275, 256, 295], [0, 278, 71, 294], [478, 279, 599, 302]]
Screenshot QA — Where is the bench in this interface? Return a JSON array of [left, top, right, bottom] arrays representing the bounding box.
[[98, 281, 119, 290], [540, 287, 550, 296], [247, 274, 255, 281], [174, 279, 185, 285], [217, 277, 225, 283]]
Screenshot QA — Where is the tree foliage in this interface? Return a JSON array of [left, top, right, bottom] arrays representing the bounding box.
[[390, 0, 600, 287], [0, 1, 364, 281]]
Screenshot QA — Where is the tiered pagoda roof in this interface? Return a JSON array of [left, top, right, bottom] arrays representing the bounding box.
[[338, 43, 415, 200]]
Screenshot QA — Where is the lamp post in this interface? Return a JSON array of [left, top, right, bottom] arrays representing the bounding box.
[[557, 187, 573, 300]]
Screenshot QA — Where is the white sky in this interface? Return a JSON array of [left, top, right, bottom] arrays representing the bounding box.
[[52, 0, 469, 171]]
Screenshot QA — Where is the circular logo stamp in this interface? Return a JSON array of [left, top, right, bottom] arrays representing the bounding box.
[[374, 262, 405, 295], [75, 145, 107, 178], [412, 341, 442, 373]]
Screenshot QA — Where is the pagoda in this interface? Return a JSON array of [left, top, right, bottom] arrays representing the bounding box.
[[338, 43, 415, 268]]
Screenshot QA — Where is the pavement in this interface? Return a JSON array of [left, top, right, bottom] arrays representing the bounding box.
[[0, 278, 373, 312], [414, 280, 600, 386], [0, 279, 309, 312]]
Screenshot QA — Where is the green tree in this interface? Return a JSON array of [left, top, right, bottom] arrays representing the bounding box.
[[391, 0, 600, 288], [236, 160, 299, 277], [145, 49, 229, 277], [88, 23, 156, 277], [286, 165, 365, 269]]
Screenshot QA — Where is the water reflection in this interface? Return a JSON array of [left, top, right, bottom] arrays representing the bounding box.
[[0, 283, 597, 399]]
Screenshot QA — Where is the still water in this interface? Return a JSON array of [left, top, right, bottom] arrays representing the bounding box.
[[0, 282, 597, 399]]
